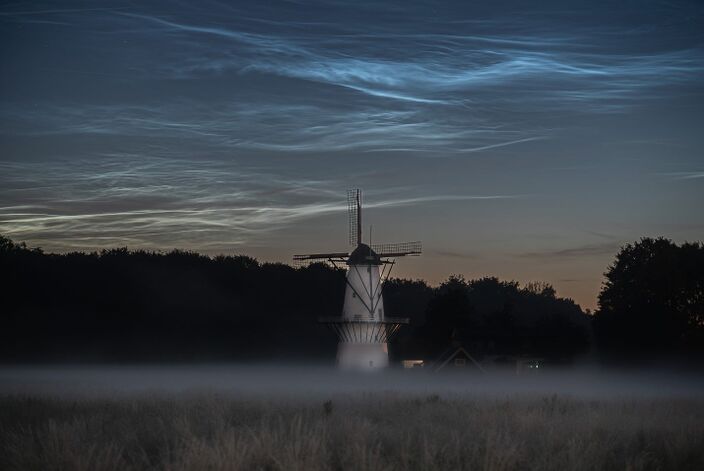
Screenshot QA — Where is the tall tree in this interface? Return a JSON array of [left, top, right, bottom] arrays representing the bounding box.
[[595, 237, 704, 354]]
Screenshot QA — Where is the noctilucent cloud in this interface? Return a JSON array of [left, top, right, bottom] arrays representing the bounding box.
[[1, 0, 703, 309]]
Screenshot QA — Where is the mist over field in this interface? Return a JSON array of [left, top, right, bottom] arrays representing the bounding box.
[[2, 365, 704, 471], [2, 365, 703, 399]]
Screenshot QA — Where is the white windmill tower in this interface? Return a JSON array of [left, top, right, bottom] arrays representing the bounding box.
[[294, 189, 422, 369]]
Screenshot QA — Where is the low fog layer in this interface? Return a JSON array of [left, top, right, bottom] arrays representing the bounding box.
[[1, 365, 703, 399]]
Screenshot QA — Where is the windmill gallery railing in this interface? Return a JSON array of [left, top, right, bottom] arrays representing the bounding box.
[[318, 317, 409, 343]]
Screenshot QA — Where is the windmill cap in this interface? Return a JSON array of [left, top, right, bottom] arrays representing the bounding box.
[[347, 243, 382, 265]]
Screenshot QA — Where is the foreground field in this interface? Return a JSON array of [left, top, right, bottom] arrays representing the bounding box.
[[1, 392, 703, 471]]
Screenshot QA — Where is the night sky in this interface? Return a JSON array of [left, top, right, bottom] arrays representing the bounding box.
[[2, 0, 703, 309]]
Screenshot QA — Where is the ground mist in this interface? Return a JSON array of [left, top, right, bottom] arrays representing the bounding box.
[[1, 392, 703, 471]]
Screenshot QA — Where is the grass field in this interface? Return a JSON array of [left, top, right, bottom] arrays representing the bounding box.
[[1, 391, 703, 471]]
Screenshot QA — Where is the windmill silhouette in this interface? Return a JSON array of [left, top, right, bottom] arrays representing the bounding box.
[[294, 189, 421, 369]]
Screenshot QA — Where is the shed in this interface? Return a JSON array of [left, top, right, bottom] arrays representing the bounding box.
[[432, 344, 485, 372]]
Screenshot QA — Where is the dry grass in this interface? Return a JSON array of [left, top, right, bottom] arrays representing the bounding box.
[[0, 393, 702, 471]]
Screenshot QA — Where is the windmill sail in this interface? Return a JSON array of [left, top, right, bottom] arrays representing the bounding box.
[[347, 189, 361, 246], [292, 251, 349, 261], [372, 241, 422, 258]]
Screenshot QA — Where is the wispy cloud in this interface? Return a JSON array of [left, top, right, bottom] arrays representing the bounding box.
[[367, 195, 523, 209], [0, 157, 519, 252], [458, 137, 546, 153], [517, 241, 624, 260], [659, 172, 704, 180], [0, 103, 537, 154], [115, 11, 704, 109], [3, 2, 702, 158]]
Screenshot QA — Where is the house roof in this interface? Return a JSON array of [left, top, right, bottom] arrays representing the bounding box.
[[432, 345, 485, 372]]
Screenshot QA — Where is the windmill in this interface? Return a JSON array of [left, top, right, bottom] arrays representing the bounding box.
[[294, 189, 421, 369]]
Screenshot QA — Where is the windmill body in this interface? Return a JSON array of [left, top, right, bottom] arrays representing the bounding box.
[[337, 243, 388, 368], [294, 190, 421, 370]]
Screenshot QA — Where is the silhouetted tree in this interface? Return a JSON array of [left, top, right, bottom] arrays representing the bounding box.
[[422, 275, 474, 354], [418, 275, 590, 360], [595, 237, 704, 357], [523, 281, 556, 298], [0, 235, 345, 362], [0, 234, 590, 363]]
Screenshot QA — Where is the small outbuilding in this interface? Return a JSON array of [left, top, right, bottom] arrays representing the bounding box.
[[432, 343, 485, 373]]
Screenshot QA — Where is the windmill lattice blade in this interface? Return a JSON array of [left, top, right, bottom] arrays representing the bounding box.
[[293, 251, 349, 261], [372, 241, 422, 257], [347, 189, 360, 246]]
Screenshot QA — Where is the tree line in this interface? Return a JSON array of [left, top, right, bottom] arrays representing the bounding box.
[[1, 235, 701, 364]]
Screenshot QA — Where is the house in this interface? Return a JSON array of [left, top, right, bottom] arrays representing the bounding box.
[[432, 344, 485, 372]]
